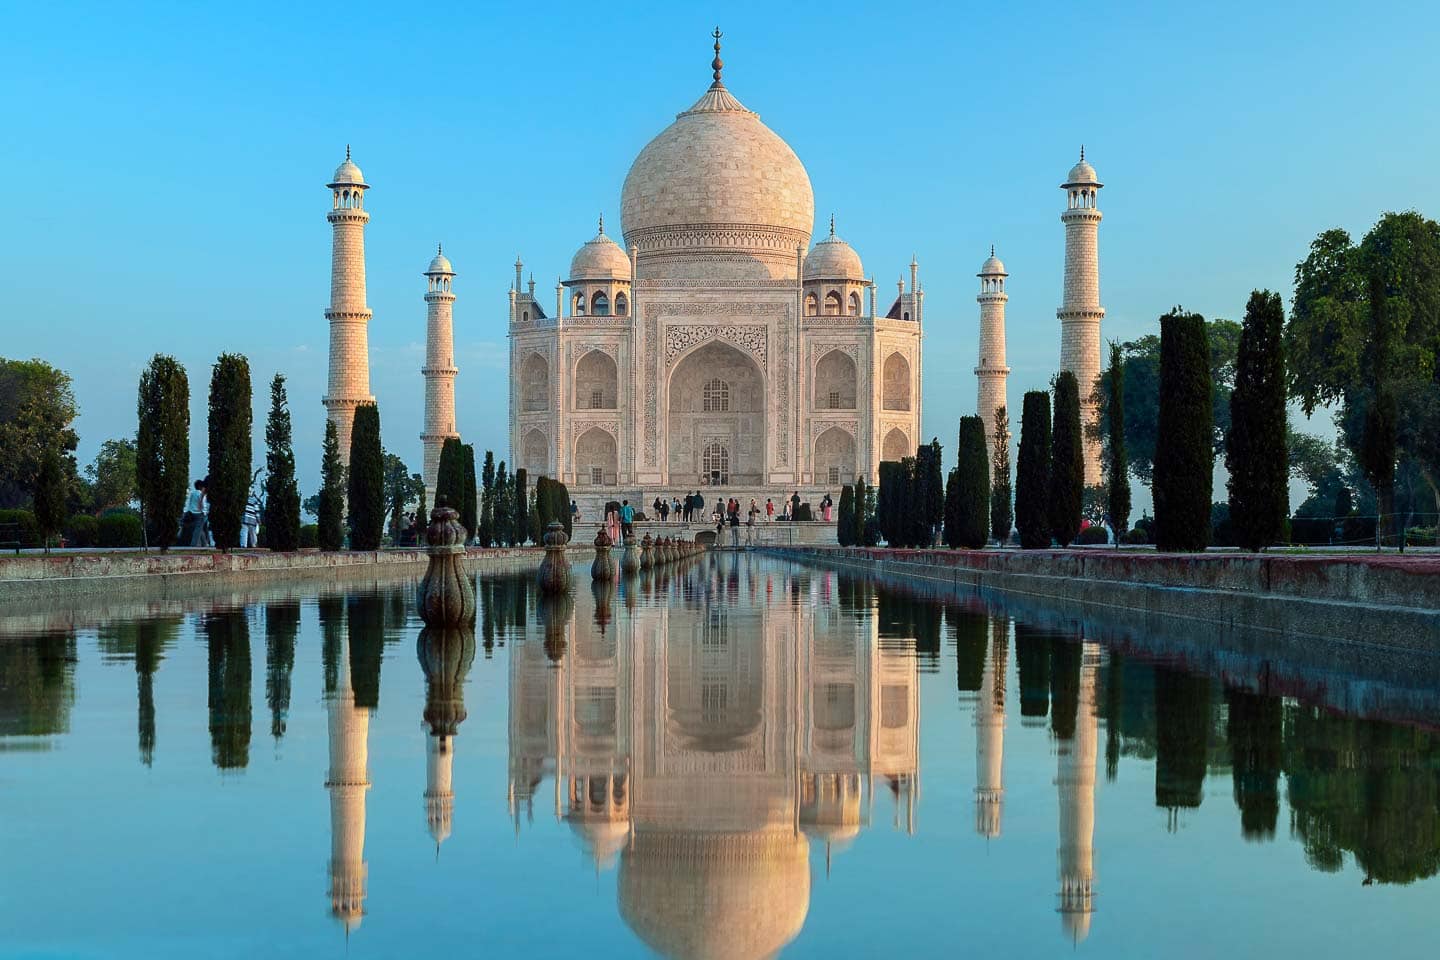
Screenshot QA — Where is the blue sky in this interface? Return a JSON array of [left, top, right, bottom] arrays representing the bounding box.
[[3, 0, 1437, 504]]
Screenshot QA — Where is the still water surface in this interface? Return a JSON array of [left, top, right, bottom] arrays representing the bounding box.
[[1, 554, 1436, 958]]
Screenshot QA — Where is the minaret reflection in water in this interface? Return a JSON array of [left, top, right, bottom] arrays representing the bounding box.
[[321, 595, 371, 934], [418, 625, 476, 855], [506, 558, 920, 957]]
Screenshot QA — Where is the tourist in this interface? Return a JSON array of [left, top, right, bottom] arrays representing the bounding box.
[[748, 499, 759, 525], [570, 500, 580, 523], [693, 492, 705, 524], [654, 496, 666, 522], [620, 499, 635, 541], [242, 488, 262, 548], [790, 491, 801, 519], [605, 503, 621, 546], [180, 479, 207, 547], [672, 496, 682, 520], [766, 498, 775, 522], [821, 493, 834, 523]]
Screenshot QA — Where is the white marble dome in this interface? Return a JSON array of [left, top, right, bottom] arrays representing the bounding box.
[[426, 246, 454, 275], [804, 222, 864, 281], [569, 221, 633, 281], [330, 151, 366, 187], [1064, 151, 1101, 187], [979, 249, 1007, 276], [620, 79, 814, 277]]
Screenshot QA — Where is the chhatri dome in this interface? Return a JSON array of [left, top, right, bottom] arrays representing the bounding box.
[[804, 216, 865, 281], [569, 216, 633, 281], [979, 245, 1007, 277], [329, 145, 366, 187], [620, 29, 815, 279], [1064, 146, 1101, 187], [426, 243, 454, 276]]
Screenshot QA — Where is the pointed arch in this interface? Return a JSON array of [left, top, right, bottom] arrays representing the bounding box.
[[814, 349, 857, 410], [521, 353, 549, 412], [882, 427, 909, 461], [575, 350, 618, 410], [882, 352, 911, 412], [575, 427, 618, 486]]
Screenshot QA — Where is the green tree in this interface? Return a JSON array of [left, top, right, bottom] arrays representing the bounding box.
[[990, 406, 1012, 543], [955, 415, 990, 548], [854, 475, 876, 546], [32, 448, 66, 553], [382, 451, 423, 542], [877, 461, 902, 546], [136, 355, 190, 551], [1226, 291, 1289, 551], [514, 468, 529, 545], [435, 437, 465, 511], [346, 403, 384, 550], [0, 357, 80, 510], [1105, 343, 1131, 538], [1015, 390, 1052, 549], [86, 438, 137, 514], [1153, 309, 1214, 551], [262, 374, 301, 551], [206, 353, 252, 551], [837, 484, 855, 546], [916, 439, 944, 547], [317, 419, 345, 551], [477, 449, 496, 547], [462, 444, 478, 543], [493, 460, 512, 547], [1049, 371, 1084, 546]]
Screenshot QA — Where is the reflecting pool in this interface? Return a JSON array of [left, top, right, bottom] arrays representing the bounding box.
[[1, 554, 1437, 958]]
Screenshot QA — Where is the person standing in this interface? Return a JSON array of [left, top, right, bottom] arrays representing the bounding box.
[[766, 498, 775, 522], [620, 499, 635, 542], [242, 488, 262, 548], [180, 479, 206, 547], [790, 491, 802, 519], [605, 502, 621, 546], [694, 492, 705, 525], [571, 500, 581, 524], [821, 493, 834, 523]]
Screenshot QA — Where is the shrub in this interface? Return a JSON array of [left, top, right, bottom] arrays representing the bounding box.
[[97, 512, 144, 547], [837, 485, 855, 546], [796, 503, 813, 522], [0, 509, 40, 547], [299, 524, 319, 548], [1121, 527, 1150, 545], [1211, 501, 1237, 548], [64, 514, 98, 547], [1076, 525, 1109, 545]]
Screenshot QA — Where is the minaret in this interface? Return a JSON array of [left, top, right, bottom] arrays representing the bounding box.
[[326, 628, 371, 933], [974, 616, 1008, 838], [421, 245, 458, 506], [324, 146, 375, 465], [1058, 147, 1105, 486], [976, 247, 1011, 457], [1056, 641, 1100, 943]]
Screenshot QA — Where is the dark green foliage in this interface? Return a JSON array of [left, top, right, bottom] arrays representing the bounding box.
[[434, 437, 463, 510], [205, 354, 251, 550], [795, 503, 813, 522], [837, 484, 855, 546], [514, 469, 529, 545], [0, 508, 40, 547], [1153, 309, 1215, 551], [0, 357, 80, 511], [138, 369, 194, 548], [1226, 291, 1289, 551], [262, 374, 301, 551], [1014, 624, 1052, 718], [918, 439, 945, 546], [346, 404, 384, 551], [853, 476, 875, 546], [97, 511, 143, 547], [477, 449, 495, 547], [317, 420, 345, 551], [1049, 372, 1084, 546], [64, 513, 98, 547], [1015, 391, 1052, 549], [347, 593, 385, 710], [32, 448, 66, 552], [1359, 387, 1398, 543], [1154, 666, 1212, 810], [204, 608, 251, 770], [461, 445, 478, 543], [1075, 525, 1109, 545], [942, 468, 961, 548], [1050, 637, 1082, 740], [1105, 343, 1131, 537], [876, 460, 909, 547], [264, 601, 299, 741], [954, 416, 990, 548], [496, 461, 514, 546], [990, 406, 1013, 543], [951, 607, 988, 692], [299, 524, 319, 548], [534, 475, 572, 539], [381, 451, 423, 542]]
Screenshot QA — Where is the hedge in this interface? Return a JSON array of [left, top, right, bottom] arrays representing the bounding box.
[[64, 514, 99, 547], [0, 509, 41, 548], [98, 512, 144, 547]]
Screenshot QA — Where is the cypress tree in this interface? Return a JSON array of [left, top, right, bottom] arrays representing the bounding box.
[[854, 475, 874, 546], [435, 437, 464, 509], [206, 353, 252, 551], [1105, 343, 1131, 540], [317, 419, 345, 551], [1226, 290, 1289, 551], [990, 405, 1013, 544], [262, 373, 301, 551], [1015, 391, 1052, 549], [32, 449, 65, 553], [461, 444, 478, 543], [1049, 371, 1084, 546], [899, 455, 921, 547], [493, 460, 511, 547], [956, 415, 990, 548], [837, 484, 855, 546], [514, 468, 529, 545], [920, 439, 945, 547], [942, 467, 961, 548], [136, 354, 189, 551], [346, 403, 384, 550], [877, 461, 901, 546], [1153, 309, 1214, 551], [478, 450, 496, 548]]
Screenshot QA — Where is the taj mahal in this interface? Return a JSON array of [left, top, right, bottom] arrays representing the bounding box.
[[319, 30, 1108, 505]]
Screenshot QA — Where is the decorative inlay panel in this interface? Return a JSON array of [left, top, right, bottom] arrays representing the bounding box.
[[664, 324, 768, 367]]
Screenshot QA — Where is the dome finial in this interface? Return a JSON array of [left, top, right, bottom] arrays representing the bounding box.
[[1080, 144, 1085, 161], [598, 213, 605, 235], [990, 243, 995, 256], [345, 143, 351, 161], [437, 242, 443, 255], [829, 213, 835, 237], [711, 27, 724, 86]]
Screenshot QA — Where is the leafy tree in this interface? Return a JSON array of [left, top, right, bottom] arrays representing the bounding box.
[[942, 467, 961, 548], [1049, 372, 1084, 546], [435, 437, 465, 510], [876, 461, 903, 546], [136, 355, 190, 550], [262, 374, 301, 551], [954, 415, 990, 548], [916, 439, 944, 547], [33, 448, 66, 553], [1091, 319, 1241, 484], [990, 406, 1012, 543], [493, 460, 512, 547], [317, 419, 345, 551], [0, 357, 80, 509], [837, 484, 855, 546], [206, 353, 252, 550], [86, 439, 137, 514], [346, 403, 384, 550], [462, 444, 478, 544], [1227, 291, 1289, 551], [1015, 390, 1052, 549], [1153, 309, 1214, 551], [534, 475, 572, 539], [1104, 343, 1131, 538], [382, 451, 423, 542], [514, 468, 529, 545]]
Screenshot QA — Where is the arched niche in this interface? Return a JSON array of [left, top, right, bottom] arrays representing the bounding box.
[[667, 340, 764, 486], [813, 426, 856, 486], [575, 427, 617, 486], [881, 353, 911, 412], [881, 427, 909, 461], [576, 350, 618, 410], [523, 428, 549, 477], [814, 349, 857, 410], [521, 353, 549, 412]]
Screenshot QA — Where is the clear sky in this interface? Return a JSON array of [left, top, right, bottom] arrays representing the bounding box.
[[3, 0, 1437, 504]]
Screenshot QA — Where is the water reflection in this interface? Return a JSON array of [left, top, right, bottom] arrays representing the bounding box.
[[419, 625, 475, 853], [324, 598, 372, 933]]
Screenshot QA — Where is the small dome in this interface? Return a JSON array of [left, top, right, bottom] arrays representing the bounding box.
[[569, 218, 633, 282], [1063, 149, 1101, 187], [426, 245, 454, 276], [329, 147, 366, 187], [804, 219, 864, 281], [979, 247, 1007, 277]]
